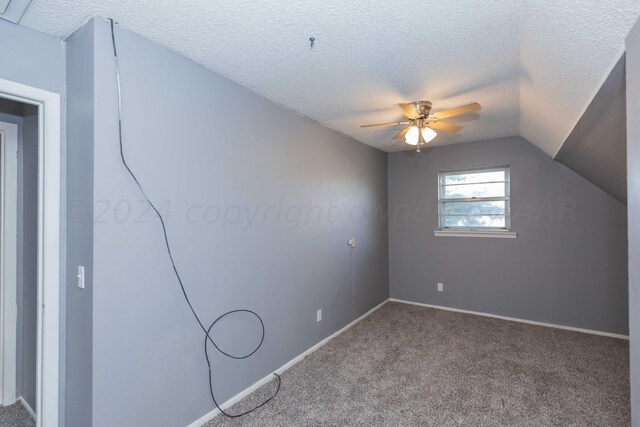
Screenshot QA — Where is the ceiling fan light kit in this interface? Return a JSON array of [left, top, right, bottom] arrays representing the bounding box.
[[421, 127, 437, 143], [360, 100, 481, 152], [404, 126, 437, 145], [405, 126, 420, 145]]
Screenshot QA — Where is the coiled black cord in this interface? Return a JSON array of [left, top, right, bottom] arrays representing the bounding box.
[[108, 18, 281, 418]]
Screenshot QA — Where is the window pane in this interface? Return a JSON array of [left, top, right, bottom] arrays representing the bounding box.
[[443, 170, 505, 185], [442, 182, 505, 199], [442, 215, 506, 228], [442, 201, 506, 215]]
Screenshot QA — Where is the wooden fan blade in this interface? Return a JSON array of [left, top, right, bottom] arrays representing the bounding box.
[[360, 121, 409, 128], [392, 126, 411, 140], [433, 103, 481, 120], [428, 121, 462, 133], [398, 103, 421, 118]]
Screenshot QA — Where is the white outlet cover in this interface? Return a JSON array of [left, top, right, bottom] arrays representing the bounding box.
[[316, 309, 322, 322], [437, 283, 444, 292]]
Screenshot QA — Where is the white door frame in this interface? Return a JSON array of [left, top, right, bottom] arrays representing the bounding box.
[[0, 120, 19, 406], [0, 78, 61, 427]]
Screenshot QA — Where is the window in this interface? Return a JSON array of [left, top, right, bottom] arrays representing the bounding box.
[[438, 166, 511, 232]]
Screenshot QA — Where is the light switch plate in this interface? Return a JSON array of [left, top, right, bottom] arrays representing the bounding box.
[[77, 266, 85, 289]]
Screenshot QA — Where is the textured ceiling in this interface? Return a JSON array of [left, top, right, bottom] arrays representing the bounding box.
[[19, 0, 640, 155]]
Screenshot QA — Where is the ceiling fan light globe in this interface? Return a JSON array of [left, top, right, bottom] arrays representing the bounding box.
[[405, 126, 420, 145], [421, 127, 437, 143]]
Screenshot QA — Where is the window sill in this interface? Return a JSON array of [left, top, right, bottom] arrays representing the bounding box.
[[434, 229, 517, 239]]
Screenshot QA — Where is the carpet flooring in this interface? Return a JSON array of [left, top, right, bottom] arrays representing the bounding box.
[[206, 301, 630, 426], [0, 402, 34, 427]]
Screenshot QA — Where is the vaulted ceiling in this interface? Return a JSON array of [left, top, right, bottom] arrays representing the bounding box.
[[20, 0, 640, 155]]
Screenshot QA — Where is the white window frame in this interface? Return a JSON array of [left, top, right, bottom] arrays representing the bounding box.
[[435, 166, 516, 238]]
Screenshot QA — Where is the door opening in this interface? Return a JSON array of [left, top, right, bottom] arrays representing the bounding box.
[[0, 79, 61, 427], [0, 98, 39, 423]]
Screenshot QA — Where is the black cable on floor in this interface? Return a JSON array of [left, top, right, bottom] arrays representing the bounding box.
[[108, 18, 281, 418]]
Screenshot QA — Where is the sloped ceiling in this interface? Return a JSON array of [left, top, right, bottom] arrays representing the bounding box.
[[19, 0, 640, 155], [555, 56, 627, 204]]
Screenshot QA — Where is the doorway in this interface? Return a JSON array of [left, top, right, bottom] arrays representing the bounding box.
[[0, 79, 61, 427], [0, 98, 39, 424]]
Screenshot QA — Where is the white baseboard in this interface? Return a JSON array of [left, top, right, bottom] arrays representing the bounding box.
[[18, 396, 36, 420], [187, 299, 389, 427], [389, 298, 629, 340]]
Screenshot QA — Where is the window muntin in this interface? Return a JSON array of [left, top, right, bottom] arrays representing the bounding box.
[[438, 166, 510, 230]]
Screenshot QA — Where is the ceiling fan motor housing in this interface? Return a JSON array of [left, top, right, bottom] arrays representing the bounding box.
[[416, 100, 432, 117]]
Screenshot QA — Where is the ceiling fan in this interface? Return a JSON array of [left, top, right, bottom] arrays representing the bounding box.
[[360, 101, 481, 152]]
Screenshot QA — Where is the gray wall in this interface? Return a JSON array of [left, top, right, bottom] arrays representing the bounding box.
[[389, 136, 628, 335], [79, 17, 388, 426], [64, 20, 95, 427], [0, 20, 65, 94], [20, 106, 38, 412], [556, 55, 627, 204], [0, 98, 26, 116], [0, 18, 67, 425], [626, 16, 640, 427]]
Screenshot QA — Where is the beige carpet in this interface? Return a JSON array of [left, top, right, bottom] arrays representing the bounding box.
[[207, 301, 630, 426]]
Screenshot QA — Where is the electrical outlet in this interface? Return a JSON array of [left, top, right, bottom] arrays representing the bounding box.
[[316, 309, 322, 322], [437, 282, 444, 292]]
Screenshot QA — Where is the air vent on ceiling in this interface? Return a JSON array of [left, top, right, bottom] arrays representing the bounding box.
[[0, 0, 32, 23]]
